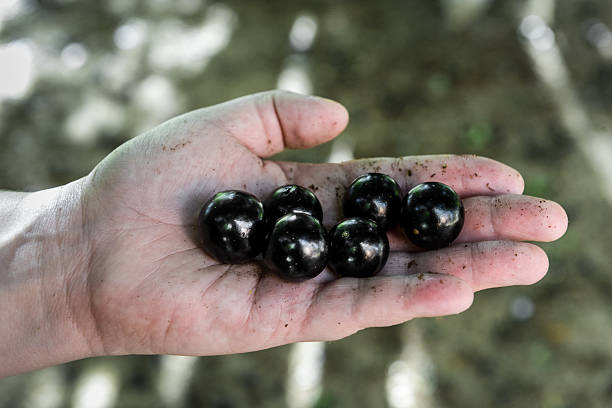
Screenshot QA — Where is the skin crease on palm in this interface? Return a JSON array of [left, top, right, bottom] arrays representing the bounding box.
[[2, 90, 568, 377]]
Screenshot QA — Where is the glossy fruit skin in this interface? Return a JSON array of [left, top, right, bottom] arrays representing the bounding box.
[[199, 190, 266, 264], [400, 182, 464, 250], [263, 213, 329, 282], [328, 217, 389, 278], [264, 185, 323, 227], [343, 173, 402, 230]]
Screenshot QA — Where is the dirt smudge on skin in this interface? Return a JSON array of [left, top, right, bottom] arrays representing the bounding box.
[[162, 140, 193, 152]]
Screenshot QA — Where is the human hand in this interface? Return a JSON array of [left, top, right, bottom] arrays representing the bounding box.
[[23, 91, 569, 369]]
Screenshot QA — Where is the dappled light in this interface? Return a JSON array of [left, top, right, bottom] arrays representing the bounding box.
[[1, 0, 611, 407]]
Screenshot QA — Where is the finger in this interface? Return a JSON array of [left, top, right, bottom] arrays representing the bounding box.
[[276, 155, 524, 225], [459, 195, 568, 243], [297, 274, 473, 342], [382, 241, 549, 291], [201, 90, 349, 157], [342, 154, 525, 196], [387, 194, 569, 250], [280, 154, 524, 196]]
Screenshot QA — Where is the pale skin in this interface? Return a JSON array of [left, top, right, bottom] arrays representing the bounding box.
[[0, 91, 568, 378]]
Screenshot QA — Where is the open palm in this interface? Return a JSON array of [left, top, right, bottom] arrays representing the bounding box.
[[77, 91, 567, 358]]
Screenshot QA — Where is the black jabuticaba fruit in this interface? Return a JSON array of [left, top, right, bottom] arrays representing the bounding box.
[[400, 182, 464, 250], [263, 213, 329, 282], [328, 217, 389, 278], [199, 190, 266, 264], [343, 173, 402, 230], [264, 185, 323, 227]]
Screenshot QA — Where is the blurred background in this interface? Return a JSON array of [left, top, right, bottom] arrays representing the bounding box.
[[1, 0, 612, 407]]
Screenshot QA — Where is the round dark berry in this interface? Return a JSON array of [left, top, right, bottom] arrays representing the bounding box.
[[343, 173, 402, 230], [400, 182, 464, 250], [199, 190, 266, 264], [328, 217, 389, 278], [264, 185, 323, 227], [263, 213, 329, 282]]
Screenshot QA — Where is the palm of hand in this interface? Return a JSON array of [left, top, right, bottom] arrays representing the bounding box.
[[77, 91, 567, 357]]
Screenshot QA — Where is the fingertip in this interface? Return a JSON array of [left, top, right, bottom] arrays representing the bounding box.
[[539, 199, 569, 242], [314, 95, 350, 133], [477, 241, 550, 287], [513, 169, 525, 194], [411, 274, 474, 318], [477, 156, 525, 195], [524, 243, 549, 285], [441, 275, 474, 314], [551, 201, 569, 240], [278, 92, 349, 149]]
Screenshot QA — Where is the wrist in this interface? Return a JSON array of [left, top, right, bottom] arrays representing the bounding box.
[[0, 178, 94, 377]]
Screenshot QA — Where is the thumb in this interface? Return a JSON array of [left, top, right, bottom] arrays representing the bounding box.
[[201, 90, 349, 157]]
